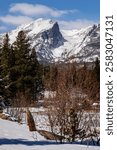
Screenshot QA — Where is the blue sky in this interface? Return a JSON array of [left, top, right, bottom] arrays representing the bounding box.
[[0, 0, 100, 33]]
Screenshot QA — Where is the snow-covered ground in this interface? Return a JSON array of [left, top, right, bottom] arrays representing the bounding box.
[[0, 119, 99, 150]]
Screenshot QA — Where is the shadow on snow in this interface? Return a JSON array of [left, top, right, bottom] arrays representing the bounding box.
[[0, 138, 57, 146], [0, 138, 99, 146]]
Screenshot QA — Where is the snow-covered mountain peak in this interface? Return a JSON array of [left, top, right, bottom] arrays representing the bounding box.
[[53, 24, 100, 62], [24, 18, 56, 33], [0, 18, 100, 63], [6, 18, 57, 44], [14, 18, 56, 32]]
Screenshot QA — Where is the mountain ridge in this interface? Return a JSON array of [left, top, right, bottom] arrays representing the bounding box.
[[0, 18, 100, 63]]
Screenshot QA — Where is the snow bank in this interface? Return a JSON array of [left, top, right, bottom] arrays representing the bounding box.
[[0, 119, 99, 150]]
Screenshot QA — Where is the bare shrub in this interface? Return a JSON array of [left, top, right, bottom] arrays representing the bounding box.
[[44, 64, 88, 143], [13, 92, 31, 107], [44, 63, 100, 144], [5, 92, 31, 123]]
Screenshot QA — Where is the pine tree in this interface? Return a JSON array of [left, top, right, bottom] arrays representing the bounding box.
[[1, 34, 15, 99], [12, 31, 43, 100], [1, 34, 11, 76], [0, 45, 4, 97], [1, 31, 43, 103], [28, 48, 44, 100]]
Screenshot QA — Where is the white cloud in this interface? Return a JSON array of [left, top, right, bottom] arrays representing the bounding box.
[[9, 3, 77, 17], [58, 19, 98, 30], [0, 15, 33, 26], [0, 3, 98, 32]]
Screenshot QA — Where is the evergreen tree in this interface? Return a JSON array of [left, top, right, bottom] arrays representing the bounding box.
[[1, 34, 15, 99], [29, 48, 44, 99], [0, 45, 4, 97], [1, 34, 11, 76], [12, 31, 43, 100]]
